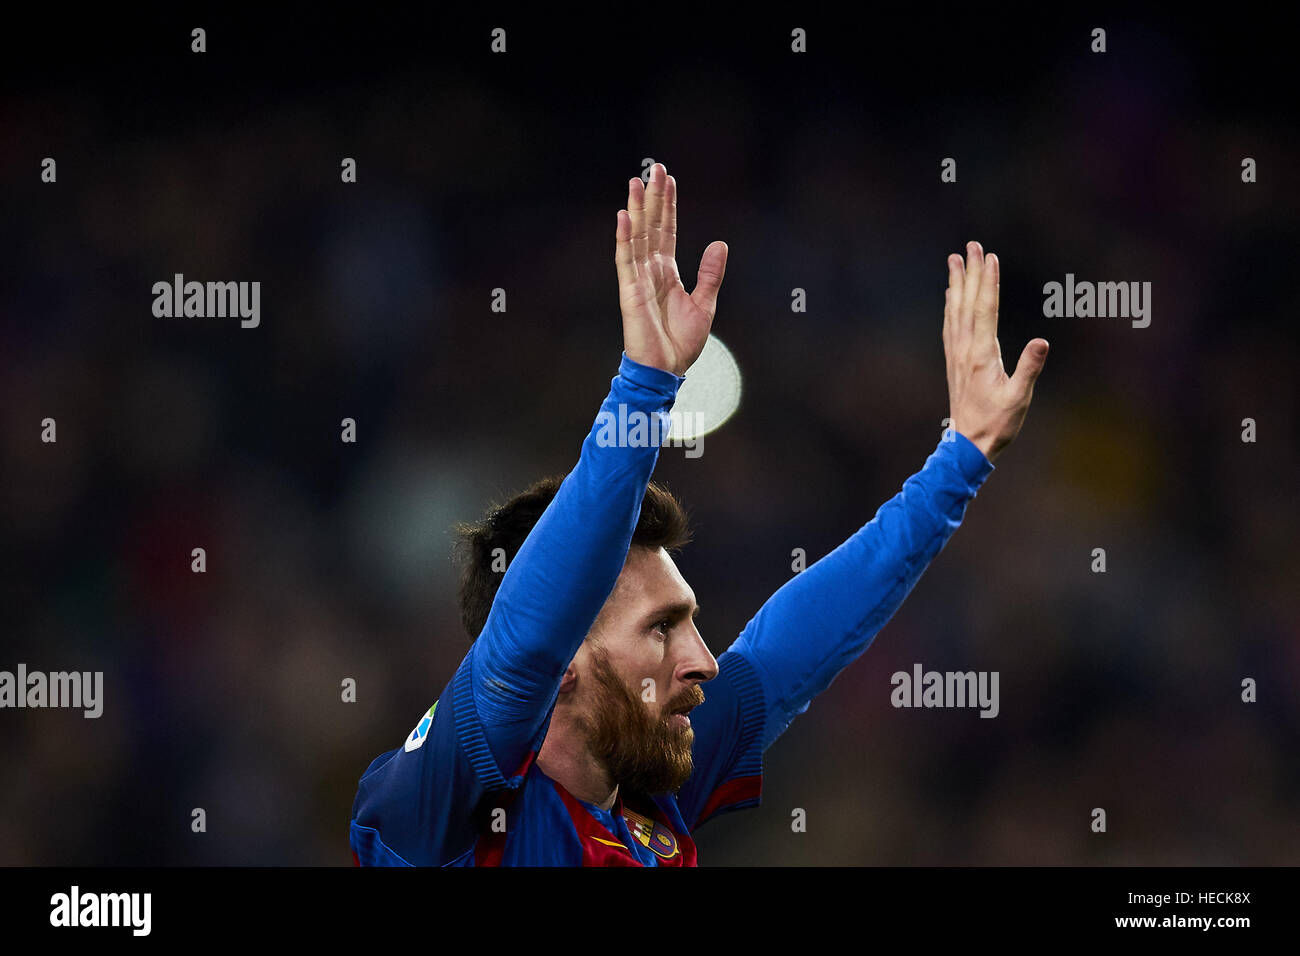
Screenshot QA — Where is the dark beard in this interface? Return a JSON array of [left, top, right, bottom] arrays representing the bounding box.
[[580, 647, 705, 796]]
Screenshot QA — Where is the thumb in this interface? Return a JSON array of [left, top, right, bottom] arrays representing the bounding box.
[[690, 240, 728, 318], [1010, 338, 1049, 397]]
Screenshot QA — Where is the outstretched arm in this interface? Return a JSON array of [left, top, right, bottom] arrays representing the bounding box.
[[729, 242, 1048, 749], [471, 163, 728, 739], [351, 164, 728, 865]]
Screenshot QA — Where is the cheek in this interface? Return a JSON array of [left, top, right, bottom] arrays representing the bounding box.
[[629, 649, 673, 707], [654, 662, 681, 711]]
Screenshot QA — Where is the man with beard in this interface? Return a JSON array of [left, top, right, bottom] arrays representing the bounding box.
[[349, 162, 1048, 866]]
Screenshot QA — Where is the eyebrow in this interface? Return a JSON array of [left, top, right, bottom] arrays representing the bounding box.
[[643, 601, 700, 624]]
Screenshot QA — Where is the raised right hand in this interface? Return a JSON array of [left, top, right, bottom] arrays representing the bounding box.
[[615, 162, 728, 377]]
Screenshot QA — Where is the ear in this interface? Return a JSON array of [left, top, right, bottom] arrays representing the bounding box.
[[559, 635, 599, 696], [557, 658, 580, 695]]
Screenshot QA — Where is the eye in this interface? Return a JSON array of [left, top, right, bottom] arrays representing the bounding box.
[[653, 619, 673, 637]]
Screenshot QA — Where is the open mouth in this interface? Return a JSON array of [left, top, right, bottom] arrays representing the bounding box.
[[668, 702, 698, 728]]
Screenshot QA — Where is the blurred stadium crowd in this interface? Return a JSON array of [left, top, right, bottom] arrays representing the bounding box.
[[1, 14, 1295, 864]]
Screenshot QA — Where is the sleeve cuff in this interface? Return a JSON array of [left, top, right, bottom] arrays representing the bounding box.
[[618, 352, 686, 397], [939, 430, 995, 486]]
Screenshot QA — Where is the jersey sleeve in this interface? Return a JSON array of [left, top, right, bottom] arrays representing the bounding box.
[[675, 434, 992, 833], [731, 432, 994, 751], [350, 353, 684, 866]]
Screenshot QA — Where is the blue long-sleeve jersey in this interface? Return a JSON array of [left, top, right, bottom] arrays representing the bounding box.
[[350, 353, 994, 866]]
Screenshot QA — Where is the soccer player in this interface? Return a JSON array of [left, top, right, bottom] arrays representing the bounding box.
[[349, 163, 1049, 865]]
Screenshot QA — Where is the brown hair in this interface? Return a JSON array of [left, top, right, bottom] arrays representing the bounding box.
[[453, 476, 691, 640]]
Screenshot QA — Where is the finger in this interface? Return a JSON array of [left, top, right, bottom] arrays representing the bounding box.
[[629, 176, 648, 263], [974, 251, 998, 342], [961, 240, 984, 320], [615, 209, 637, 288], [690, 240, 728, 319], [945, 253, 963, 344], [1009, 338, 1050, 398], [944, 287, 952, 345], [645, 163, 665, 258], [992, 251, 1000, 321], [661, 174, 678, 264]]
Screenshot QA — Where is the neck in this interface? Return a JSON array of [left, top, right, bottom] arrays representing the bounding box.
[[536, 714, 619, 811]]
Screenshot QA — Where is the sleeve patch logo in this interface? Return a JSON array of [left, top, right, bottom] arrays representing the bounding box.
[[404, 701, 438, 752]]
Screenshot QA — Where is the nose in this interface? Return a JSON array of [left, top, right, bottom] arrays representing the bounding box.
[[676, 620, 718, 685]]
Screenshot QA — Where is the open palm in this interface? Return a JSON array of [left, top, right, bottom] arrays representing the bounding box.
[[615, 163, 727, 377], [944, 242, 1049, 462]]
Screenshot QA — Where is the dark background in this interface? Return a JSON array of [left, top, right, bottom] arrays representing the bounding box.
[[2, 8, 1296, 865]]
